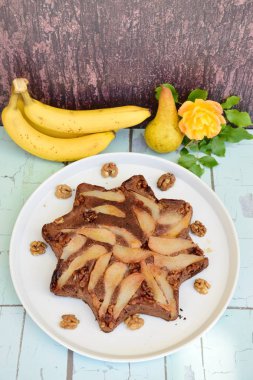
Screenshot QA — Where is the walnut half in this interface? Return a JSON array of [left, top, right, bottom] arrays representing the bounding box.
[[194, 278, 211, 294], [59, 314, 80, 329], [55, 184, 72, 199], [124, 314, 144, 330], [190, 221, 207, 237], [30, 241, 47, 255], [157, 173, 176, 191], [101, 162, 118, 178]]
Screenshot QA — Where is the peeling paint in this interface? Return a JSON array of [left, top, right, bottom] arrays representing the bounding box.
[[239, 193, 253, 218]]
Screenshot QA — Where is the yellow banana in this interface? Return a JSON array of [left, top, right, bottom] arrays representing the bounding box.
[[2, 93, 115, 162], [13, 78, 151, 138]]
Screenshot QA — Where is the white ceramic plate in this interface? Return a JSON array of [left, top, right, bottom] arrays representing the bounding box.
[[10, 153, 239, 362]]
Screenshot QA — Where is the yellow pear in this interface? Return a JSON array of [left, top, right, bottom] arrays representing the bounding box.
[[144, 86, 183, 153]]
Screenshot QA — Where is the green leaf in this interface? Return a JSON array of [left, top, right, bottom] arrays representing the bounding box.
[[188, 142, 199, 152], [155, 83, 179, 103], [225, 109, 252, 127], [221, 96, 240, 109], [198, 139, 212, 155], [210, 136, 226, 157], [178, 154, 197, 169], [221, 125, 253, 143], [182, 135, 191, 145], [187, 88, 208, 102], [219, 124, 233, 140], [180, 147, 189, 156], [188, 163, 204, 177], [199, 155, 218, 168]]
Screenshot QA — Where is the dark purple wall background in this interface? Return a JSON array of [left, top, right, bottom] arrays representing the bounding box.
[[0, 0, 252, 119]]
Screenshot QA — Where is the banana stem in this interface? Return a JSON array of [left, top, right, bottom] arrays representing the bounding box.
[[20, 90, 33, 106], [12, 78, 29, 93], [12, 78, 33, 106], [8, 93, 19, 109]]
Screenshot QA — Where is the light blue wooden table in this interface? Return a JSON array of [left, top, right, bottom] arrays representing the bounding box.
[[0, 127, 253, 380]]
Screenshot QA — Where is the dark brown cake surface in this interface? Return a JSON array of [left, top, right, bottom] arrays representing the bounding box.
[[42, 175, 208, 332]]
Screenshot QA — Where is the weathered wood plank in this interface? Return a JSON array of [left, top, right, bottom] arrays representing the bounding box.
[[103, 129, 130, 153], [0, 129, 64, 235], [0, 234, 20, 305], [0, 307, 24, 380], [73, 355, 129, 380], [231, 239, 253, 307], [0, 0, 252, 118], [213, 137, 253, 239], [0, 128, 64, 304], [212, 133, 253, 307], [166, 340, 204, 380], [17, 314, 68, 380], [130, 358, 165, 380], [203, 309, 253, 380]]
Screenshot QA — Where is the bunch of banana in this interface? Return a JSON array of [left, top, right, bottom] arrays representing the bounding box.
[[1, 78, 150, 162]]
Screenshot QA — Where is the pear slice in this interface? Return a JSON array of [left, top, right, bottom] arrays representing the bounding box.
[[57, 245, 107, 289], [61, 235, 87, 261], [77, 227, 116, 245], [158, 211, 182, 225], [149, 265, 177, 318], [88, 252, 112, 292], [148, 236, 195, 256], [133, 192, 160, 220], [141, 260, 167, 304], [80, 190, 125, 202], [133, 207, 155, 236], [113, 273, 144, 320], [101, 225, 141, 248], [92, 205, 125, 218], [163, 211, 192, 238], [113, 245, 152, 263], [99, 262, 127, 317], [154, 253, 204, 272]]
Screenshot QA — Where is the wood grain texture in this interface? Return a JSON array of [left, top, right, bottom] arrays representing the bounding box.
[[1, 128, 253, 379], [0, 0, 252, 118], [203, 309, 253, 380], [0, 307, 24, 380], [17, 314, 68, 380]]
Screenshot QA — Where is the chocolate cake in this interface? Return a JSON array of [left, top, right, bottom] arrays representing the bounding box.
[[42, 175, 208, 332]]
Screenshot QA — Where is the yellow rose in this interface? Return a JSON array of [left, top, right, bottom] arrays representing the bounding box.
[[178, 99, 226, 140]]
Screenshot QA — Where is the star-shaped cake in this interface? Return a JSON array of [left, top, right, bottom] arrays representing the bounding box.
[[42, 175, 208, 332]]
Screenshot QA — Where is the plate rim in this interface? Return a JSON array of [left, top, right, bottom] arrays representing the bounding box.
[[9, 152, 240, 362]]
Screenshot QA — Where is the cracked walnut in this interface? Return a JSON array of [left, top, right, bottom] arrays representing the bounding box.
[[157, 173, 176, 191], [124, 314, 144, 330], [30, 241, 47, 255], [101, 162, 118, 178], [190, 220, 207, 237], [55, 184, 72, 199], [59, 314, 80, 329], [194, 278, 211, 294]]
